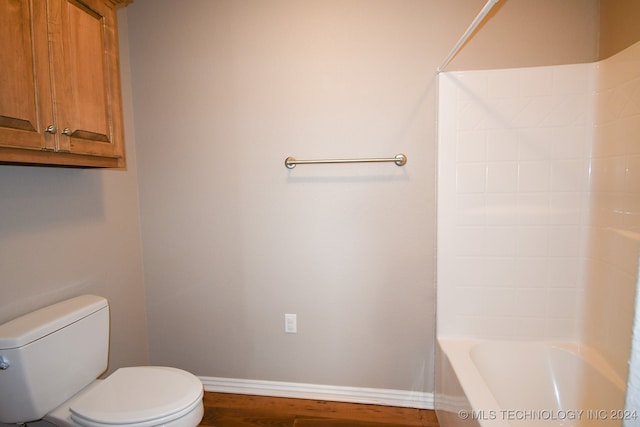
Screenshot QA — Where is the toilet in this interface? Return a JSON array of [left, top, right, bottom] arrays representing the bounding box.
[[0, 295, 204, 427]]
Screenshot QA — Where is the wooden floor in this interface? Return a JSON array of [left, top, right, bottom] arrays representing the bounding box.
[[199, 392, 440, 427]]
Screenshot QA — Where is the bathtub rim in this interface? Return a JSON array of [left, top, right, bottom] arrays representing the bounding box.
[[437, 338, 504, 427], [436, 337, 626, 427]]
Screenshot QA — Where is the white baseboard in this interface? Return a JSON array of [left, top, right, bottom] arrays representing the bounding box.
[[199, 376, 434, 409]]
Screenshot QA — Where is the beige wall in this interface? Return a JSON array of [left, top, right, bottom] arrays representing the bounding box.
[[599, 0, 640, 59], [0, 9, 148, 375], [445, 0, 600, 70], [125, 0, 601, 394]]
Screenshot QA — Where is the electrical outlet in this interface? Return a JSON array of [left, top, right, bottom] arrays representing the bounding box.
[[284, 313, 297, 333]]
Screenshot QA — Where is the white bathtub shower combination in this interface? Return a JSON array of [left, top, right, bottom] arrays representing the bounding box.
[[437, 339, 626, 427], [436, 41, 640, 427]]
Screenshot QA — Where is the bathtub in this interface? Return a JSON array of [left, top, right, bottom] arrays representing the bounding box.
[[436, 339, 627, 427]]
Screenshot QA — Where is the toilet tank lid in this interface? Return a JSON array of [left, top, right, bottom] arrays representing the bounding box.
[[0, 295, 108, 350]]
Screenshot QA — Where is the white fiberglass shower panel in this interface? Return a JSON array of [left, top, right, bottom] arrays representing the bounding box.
[[437, 63, 594, 340]]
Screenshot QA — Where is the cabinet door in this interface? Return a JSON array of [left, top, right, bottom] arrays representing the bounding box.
[[0, 0, 55, 152], [49, 0, 125, 162]]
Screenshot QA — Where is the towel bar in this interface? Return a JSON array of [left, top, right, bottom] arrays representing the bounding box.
[[284, 153, 407, 169]]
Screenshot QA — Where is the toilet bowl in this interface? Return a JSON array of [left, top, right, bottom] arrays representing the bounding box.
[[45, 367, 204, 427], [0, 295, 204, 427]]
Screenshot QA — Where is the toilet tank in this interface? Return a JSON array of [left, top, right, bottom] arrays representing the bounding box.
[[0, 295, 109, 423]]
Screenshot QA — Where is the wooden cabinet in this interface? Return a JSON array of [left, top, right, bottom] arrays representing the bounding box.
[[0, 0, 131, 168]]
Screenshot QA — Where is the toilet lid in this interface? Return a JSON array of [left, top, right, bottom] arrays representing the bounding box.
[[70, 366, 203, 427]]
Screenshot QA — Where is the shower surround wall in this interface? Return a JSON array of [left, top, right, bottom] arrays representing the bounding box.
[[585, 41, 640, 378], [437, 41, 640, 380], [438, 64, 593, 339]]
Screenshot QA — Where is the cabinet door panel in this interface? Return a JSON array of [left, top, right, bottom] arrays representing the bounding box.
[[67, 0, 109, 141], [54, 0, 124, 159], [0, 0, 54, 151]]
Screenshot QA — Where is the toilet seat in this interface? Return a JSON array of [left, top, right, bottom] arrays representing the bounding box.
[[69, 366, 204, 427]]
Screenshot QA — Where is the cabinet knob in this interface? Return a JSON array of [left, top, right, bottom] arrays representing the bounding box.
[[45, 125, 57, 134], [62, 128, 73, 136]]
